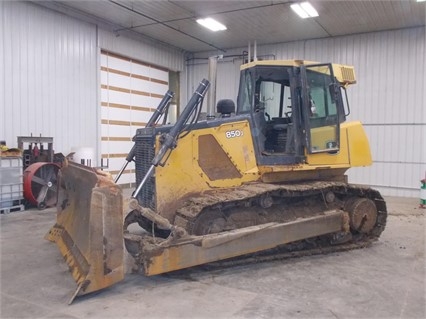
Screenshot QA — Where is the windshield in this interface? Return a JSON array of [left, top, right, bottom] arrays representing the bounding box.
[[237, 66, 292, 118], [237, 70, 253, 113]]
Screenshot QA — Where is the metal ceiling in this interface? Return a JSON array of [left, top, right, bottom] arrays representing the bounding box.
[[36, 0, 425, 53]]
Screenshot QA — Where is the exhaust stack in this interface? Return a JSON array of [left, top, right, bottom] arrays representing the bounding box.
[[247, 41, 258, 62], [206, 55, 222, 119]]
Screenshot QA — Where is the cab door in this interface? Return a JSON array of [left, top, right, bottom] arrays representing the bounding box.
[[300, 64, 341, 154]]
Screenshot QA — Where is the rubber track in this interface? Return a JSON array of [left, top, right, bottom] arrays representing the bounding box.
[[175, 181, 387, 264]]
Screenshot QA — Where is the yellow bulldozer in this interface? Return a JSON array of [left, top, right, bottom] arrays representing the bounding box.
[[46, 59, 387, 303]]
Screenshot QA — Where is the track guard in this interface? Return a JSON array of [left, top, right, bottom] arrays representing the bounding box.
[[45, 161, 124, 304]]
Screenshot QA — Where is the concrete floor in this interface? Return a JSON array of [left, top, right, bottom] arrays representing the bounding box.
[[0, 196, 424, 319]]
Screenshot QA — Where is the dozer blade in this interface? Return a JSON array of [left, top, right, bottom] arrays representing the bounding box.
[[45, 161, 124, 304]]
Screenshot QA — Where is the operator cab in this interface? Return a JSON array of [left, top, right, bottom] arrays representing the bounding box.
[[236, 61, 345, 166]]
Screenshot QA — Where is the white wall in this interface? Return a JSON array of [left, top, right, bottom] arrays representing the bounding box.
[[1, 1, 97, 154], [1, 1, 185, 159], [2, 1, 424, 197], [187, 27, 426, 197]]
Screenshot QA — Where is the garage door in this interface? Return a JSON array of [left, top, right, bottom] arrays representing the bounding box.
[[100, 50, 169, 187]]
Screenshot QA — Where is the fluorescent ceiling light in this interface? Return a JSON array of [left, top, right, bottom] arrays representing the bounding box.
[[291, 3, 309, 18], [416, 0, 426, 2], [301, 2, 319, 17], [196, 18, 227, 31], [291, 2, 319, 18]]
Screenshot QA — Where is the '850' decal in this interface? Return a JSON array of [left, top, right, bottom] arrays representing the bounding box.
[[225, 130, 244, 139]]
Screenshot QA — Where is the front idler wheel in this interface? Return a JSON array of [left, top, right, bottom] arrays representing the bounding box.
[[345, 197, 378, 234]]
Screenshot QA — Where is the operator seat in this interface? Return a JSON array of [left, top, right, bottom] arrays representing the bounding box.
[[217, 99, 235, 118]]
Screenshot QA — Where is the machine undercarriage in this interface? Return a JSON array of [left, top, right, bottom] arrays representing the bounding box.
[[124, 180, 387, 275]]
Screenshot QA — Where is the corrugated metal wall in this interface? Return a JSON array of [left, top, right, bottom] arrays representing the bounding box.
[[1, 1, 185, 159], [1, 0, 98, 154], [187, 27, 425, 197], [334, 28, 425, 198]]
